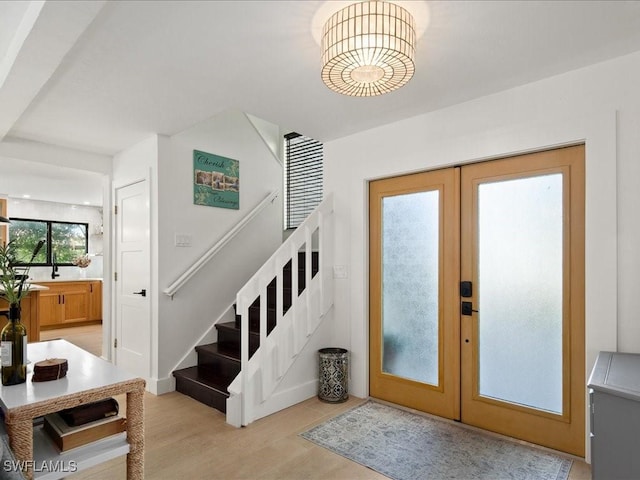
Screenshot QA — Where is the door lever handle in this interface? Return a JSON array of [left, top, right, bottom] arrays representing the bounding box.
[[461, 301, 478, 316], [133, 289, 146, 297]]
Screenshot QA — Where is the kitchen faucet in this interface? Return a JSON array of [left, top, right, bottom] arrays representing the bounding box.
[[51, 252, 60, 279]]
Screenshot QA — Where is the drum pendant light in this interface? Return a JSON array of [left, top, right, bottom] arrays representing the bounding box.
[[321, 1, 416, 97]]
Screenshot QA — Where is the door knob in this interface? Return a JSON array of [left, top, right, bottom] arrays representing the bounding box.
[[133, 289, 146, 297]]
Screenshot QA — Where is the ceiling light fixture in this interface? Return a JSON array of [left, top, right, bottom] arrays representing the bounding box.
[[321, 0, 416, 97]]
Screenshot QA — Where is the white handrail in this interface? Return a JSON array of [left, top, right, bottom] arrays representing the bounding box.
[[163, 190, 279, 298]]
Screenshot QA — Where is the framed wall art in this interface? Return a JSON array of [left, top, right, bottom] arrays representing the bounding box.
[[193, 149, 239, 210]]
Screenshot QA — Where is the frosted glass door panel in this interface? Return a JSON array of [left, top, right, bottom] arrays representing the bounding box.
[[477, 174, 563, 414], [382, 191, 439, 386]]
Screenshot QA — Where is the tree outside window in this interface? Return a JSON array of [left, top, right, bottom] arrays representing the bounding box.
[[51, 222, 88, 263], [9, 220, 47, 264]]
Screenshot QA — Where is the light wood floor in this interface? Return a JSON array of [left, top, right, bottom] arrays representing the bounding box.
[[39, 323, 103, 357], [38, 325, 592, 480]]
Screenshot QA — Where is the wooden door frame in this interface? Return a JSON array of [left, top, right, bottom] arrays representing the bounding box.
[[367, 145, 585, 456], [460, 145, 585, 456], [369, 168, 460, 420]]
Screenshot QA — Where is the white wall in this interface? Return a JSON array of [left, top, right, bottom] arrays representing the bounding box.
[[0, 137, 111, 174], [8, 198, 104, 281], [154, 110, 283, 392], [324, 49, 640, 460]]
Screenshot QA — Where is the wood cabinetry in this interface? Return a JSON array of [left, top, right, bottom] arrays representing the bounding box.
[[39, 282, 88, 326], [0, 197, 7, 245], [38, 281, 102, 328], [0, 291, 40, 342], [89, 280, 102, 321], [38, 288, 62, 326]]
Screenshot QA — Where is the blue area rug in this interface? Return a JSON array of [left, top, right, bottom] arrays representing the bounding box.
[[300, 401, 572, 480]]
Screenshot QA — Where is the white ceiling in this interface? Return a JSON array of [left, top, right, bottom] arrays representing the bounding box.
[[2, 0, 640, 205]]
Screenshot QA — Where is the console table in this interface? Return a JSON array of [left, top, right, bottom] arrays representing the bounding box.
[[0, 340, 145, 479], [588, 351, 640, 480]]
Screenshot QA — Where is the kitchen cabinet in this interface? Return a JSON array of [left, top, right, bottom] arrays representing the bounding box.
[[88, 280, 102, 321], [39, 281, 89, 326], [38, 287, 62, 326], [588, 351, 640, 480], [0, 291, 40, 342], [38, 281, 102, 328], [0, 198, 7, 245]]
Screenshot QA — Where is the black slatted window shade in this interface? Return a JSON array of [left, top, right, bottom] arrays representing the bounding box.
[[285, 132, 323, 229]]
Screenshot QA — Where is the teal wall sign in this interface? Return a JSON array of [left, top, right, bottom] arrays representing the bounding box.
[[193, 150, 239, 210]]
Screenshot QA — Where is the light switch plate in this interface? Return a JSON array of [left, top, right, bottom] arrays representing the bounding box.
[[175, 233, 192, 247], [333, 265, 347, 279]]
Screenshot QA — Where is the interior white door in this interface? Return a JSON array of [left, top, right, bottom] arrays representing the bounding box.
[[115, 180, 150, 379]]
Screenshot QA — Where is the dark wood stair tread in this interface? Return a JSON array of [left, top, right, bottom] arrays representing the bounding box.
[[216, 321, 259, 336], [173, 365, 234, 394], [196, 342, 241, 362], [173, 366, 232, 413]]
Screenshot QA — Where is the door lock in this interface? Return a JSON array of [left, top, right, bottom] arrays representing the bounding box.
[[133, 289, 147, 297]]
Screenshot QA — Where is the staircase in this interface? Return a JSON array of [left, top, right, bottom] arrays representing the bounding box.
[[171, 194, 333, 425], [172, 251, 319, 414]]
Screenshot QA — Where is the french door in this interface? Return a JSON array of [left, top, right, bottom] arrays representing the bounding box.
[[369, 145, 585, 456]]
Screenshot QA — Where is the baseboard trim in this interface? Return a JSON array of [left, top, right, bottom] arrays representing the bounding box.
[[251, 379, 318, 422], [148, 375, 176, 395]]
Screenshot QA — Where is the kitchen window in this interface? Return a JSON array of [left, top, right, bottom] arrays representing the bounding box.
[[9, 218, 88, 266]]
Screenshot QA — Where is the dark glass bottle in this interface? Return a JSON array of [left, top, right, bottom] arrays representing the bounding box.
[[1, 304, 27, 386]]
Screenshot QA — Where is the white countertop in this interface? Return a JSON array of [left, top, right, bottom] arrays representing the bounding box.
[[2, 279, 103, 295], [29, 278, 103, 283], [0, 283, 49, 293]]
